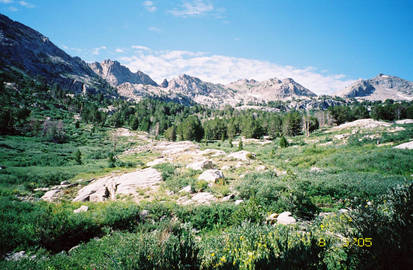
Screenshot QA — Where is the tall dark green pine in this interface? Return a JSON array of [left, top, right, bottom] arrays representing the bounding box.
[[74, 149, 82, 165], [238, 138, 243, 150], [279, 136, 289, 148]]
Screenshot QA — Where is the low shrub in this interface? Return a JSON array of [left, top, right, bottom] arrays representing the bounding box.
[[154, 163, 176, 181], [346, 183, 413, 269]]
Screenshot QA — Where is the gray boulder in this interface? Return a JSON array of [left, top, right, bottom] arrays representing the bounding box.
[[228, 151, 255, 161], [277, 211, 296, 225], [73, 205, 88, 213], [198, 169, 224, 183], [73, 168, 162, 202], [41, 189, 61, 202], [186, 159, 215, 170]]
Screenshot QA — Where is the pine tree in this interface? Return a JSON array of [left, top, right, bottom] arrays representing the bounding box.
[[108, 152, 116, 168], [238, 138, 243, 150], [178, 115, 204, 142], [279, 136, 289, 148], [165, 125, 177, 141], [74, 149, 82, 165], [131, 115, 139, 130]]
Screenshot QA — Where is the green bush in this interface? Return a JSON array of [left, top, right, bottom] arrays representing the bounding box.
[[200, 223, 329, 270], [154, 163, 176, 181], [1, 223, 200, 270], [279, 136, 289, 148], [290, 181, 320, 220], [346, 183, 413, 269], [231, 198, 265, 225], [178, 204, 237, 231], [0, 168, 75, 188]]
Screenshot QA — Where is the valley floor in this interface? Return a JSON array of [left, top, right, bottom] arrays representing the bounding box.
[[1, 119, 412, 269]]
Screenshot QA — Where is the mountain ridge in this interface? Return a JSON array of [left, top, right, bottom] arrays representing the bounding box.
[[0, 13, 114, 95], [2, 13, 412, 106], [337, 74, 413, 101], [88, 59, 158, 87]]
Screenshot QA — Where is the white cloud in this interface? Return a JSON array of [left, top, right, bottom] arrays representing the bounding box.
[[131, 45, 151, 51], [92, 46, 107, 55], [19, 1, 34, 8], [142, 0, 156, 12], [169, 0, 214, 17], [148, 26, 161, 32], [0, 0, 13, 4], [61, 45, 83, 54], [119, 48, 354, 95], [115, 48, 124, 53]]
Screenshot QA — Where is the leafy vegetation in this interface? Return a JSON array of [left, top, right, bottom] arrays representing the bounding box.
[[1, 68, 413, 269]]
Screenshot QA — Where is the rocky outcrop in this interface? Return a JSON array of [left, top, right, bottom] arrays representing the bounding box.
[[179, 185, 192, 193], [89, 59, 158, 87], [160, 79, 169, 88], [395, 119, 413, 124], [198, 169, 224, 183], [330, 119, 391, 131], [228, 151, 255, 161], [73, 205, 88, 213], [180, 192, 217, 205], [186, 159, 215, 170], [277, 211, 296, 225], [394, 141, 413, 150], [41, 189, 61, 202], [0, 14, 113, 95], [73, 168, 162, 202], [227, 77, 317, 101], [338, 74, 413, 101]]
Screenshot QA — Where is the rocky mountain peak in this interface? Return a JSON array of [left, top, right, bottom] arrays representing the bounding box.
[[167, 74, 211, 96], [161, 79, 169, 88], [0, 13, 111, 95], [338, 74, 413, 101], [88, 59, 158, 87], [227, 77, 316, 100]]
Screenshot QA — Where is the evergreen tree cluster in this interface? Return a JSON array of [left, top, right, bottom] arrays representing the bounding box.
[[328, 100, 413, 125], [2, 67, 413, 143]]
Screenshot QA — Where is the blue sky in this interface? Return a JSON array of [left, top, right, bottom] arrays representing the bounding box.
[[1, 0, 412, 94]]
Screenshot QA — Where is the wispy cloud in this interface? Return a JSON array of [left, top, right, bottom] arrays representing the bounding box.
[[19, 1, 34, 8], [62, 45, 83, 54], [169, 0, 214, 17], [148, 26, 161, 32], [115, 48, 124, 53], [92, 46, 107, 55], [119, 47, 354, 95], [1, 0, 35, 10], [142, 0, 156, 12], [0, 0, 17, 11], [131, 45, 151, 51]]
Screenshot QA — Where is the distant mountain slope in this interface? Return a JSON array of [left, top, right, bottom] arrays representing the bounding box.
[[114, 74, 238, 106], [337, 74, 413, 101], [227, 77, 317, 101], [90, 59, 319, 107], [0, 13, 113, 95], [89, 59, 158, 87]]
